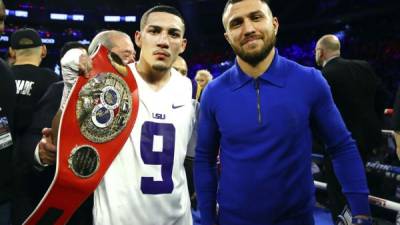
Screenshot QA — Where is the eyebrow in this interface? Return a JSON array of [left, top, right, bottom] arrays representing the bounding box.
[[168, 28, 182, 33], [147, 25, 161, 30], [249, 10, 265, 17], [147, 25, 182, 33], [229, 10, 265, 24]]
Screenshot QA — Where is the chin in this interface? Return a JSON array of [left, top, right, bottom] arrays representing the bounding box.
[[244, 43, 261, 50], [246, 48, 263, 56], [152, 63, 169, 72]]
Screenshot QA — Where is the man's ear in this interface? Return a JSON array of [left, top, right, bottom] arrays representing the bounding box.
[[134, 31, 142, 48], [273, 17, 279, 36], [8, 47, 15, 58], [179, 38, 187, 54], [41, 45, 47, 59], [224, 32, 232, 46]]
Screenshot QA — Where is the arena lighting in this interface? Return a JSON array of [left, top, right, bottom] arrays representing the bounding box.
[[78, 39, 90, 45], [104, 16, 120, 22], [125, 16, 136, 22], [41, 38, 55, 44], [334, 31, 346, 41], [54, 64, 60, 75], [50, 13, 85, 21], [104, 16, 136, 23], [5, 9, 28, 18], [0, 35, 9, 42], [18, 3, 33, 9], [50, 13, 67, 20], [72, 15, 84, 21]]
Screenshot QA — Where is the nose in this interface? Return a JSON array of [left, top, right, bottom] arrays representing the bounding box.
[[156, 31, 169, 49], [130, 49, 136, 63], [126, 54, 135, 64], [243, 19, 256, 36]]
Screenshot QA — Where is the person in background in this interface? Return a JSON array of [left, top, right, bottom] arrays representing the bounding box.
[[10, 28, 59, 135], [12, 41, 90, 225], [315, 34, 388, 221], [194, 69, 213, 102], [392, 88, 400, 130], [10, 28, 59, 223], [172, 55, 198, 209], [5, 49, 15, 66], [173, 55, 188, 76], [88, 30, 135, 65], [0, 1, 17, 224]]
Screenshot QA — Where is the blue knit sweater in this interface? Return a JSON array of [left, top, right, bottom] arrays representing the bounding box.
[[194, 51, 370, 225]]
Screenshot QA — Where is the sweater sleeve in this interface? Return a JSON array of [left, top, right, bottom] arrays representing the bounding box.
[[194, 84, 221, 225], [310, 69, 371, 216]]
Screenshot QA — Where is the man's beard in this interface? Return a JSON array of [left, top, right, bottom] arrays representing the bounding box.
[[146, 63, 170, 83], [233, 34, 276, 67]]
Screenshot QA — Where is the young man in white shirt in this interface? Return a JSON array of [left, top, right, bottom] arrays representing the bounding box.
[[37, 5, 195, 225]]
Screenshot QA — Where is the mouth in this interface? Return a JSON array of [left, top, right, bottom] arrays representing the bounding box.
[[241, 35, 262, 46], [153, 50, 170, 59]]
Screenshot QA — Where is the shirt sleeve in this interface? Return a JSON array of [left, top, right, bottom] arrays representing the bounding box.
[[310, 69, 371, 216], [59, 48, 84, 111], [194, 84, 221, 225], [34, 143, 49, 171]]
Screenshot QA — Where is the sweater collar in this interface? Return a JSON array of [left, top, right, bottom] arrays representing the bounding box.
[[230, 49, 287, 91]]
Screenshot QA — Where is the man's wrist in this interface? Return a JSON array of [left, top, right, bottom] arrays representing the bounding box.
[[34, 143, 49, 167]]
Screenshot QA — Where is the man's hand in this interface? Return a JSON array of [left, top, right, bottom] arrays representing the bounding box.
[[38, 128, 57, 165], [60, 48, 92, 111], [78, 52, 92, 78]]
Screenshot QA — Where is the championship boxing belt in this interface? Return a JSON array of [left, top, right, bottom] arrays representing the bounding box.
[[23, 45, 139, 225]]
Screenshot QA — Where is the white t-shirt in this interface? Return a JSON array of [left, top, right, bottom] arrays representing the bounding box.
[[93, 64, 195, 225]]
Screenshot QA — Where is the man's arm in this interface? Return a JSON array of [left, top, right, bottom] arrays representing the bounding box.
[[362, 62, 389, 123], [59, 48, 91, 112], [36, 128, 57, 166], [31, 49, 91, 168], [194, 85, 220, 225], [17, 81, 63, 170], [392, 88, 400, 131], [310, 70, 371, 220]]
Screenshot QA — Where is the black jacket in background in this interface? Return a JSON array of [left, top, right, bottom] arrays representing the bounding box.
[[391, 88, 400, 130], [0, 59, 16, 204], [322, 57, 386, 160], [12, 64, 59, 134], [13, 81, 93, 225], [321, 57, 388, 220]]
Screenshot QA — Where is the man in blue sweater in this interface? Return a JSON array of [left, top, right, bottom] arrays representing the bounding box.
[[194, 0, 372, 225]]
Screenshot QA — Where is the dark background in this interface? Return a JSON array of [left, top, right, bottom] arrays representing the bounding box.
[[2, 0, 400, 102]]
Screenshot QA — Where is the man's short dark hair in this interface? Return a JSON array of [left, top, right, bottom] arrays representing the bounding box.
[[140, 5, 185, 33], [223, 0, 270, 14], [222, 0, 272, 29]]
